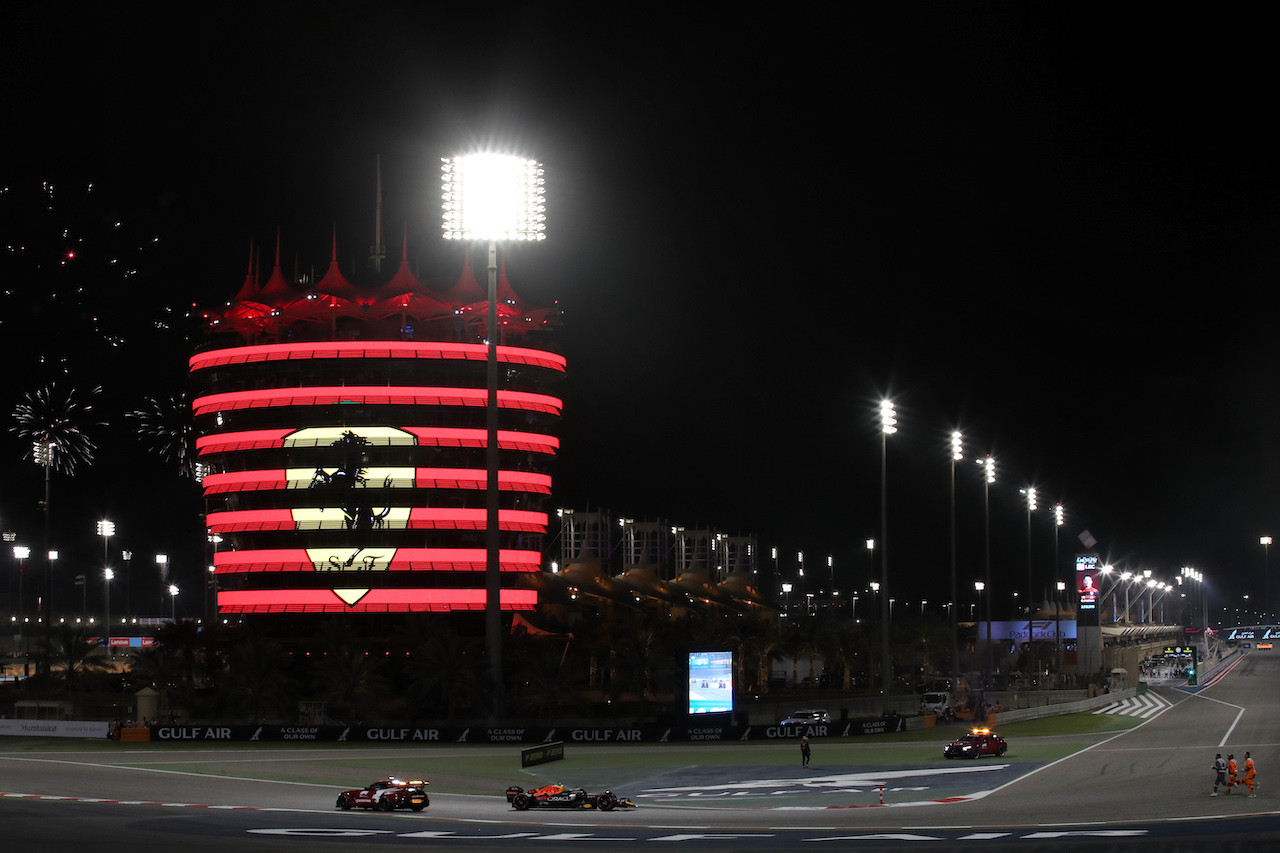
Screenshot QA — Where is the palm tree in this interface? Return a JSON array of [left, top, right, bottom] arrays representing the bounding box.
[[42, 626, 112, 714], [128, 643, 188, 717], [219, 640, 296, 723], [312, 648, 388, 725], [611, 619, 678, 709], [507, 638, 585, 717], [403, 626, 481, 720]]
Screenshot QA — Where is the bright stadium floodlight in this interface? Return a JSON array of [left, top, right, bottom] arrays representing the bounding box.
[[441, 154, 546, 242]]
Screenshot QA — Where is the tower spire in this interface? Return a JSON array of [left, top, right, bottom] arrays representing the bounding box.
[[370, 155, 386, 274]]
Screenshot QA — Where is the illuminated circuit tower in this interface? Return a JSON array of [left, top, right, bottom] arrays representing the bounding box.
[[190, 228, 563, 616]]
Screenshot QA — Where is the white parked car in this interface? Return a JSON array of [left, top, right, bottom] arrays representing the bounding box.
[[779, 709, 831, 726]]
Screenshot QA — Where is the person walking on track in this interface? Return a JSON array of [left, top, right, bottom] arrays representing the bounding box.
[[1213, 754, 1229, 796], [1245, 752, 1258, 798], [801, 736, 811, 767], [1227, 754, 1239, 794]]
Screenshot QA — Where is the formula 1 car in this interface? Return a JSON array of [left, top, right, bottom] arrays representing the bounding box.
[[943, 727, 1007, 759], [505, 783, 636, 811], [336, 777, 429, 811]]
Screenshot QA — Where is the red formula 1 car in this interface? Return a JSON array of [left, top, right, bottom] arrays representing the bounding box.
[[336, 777, 429, 811], [943, 727, 1008, 759], [505, 783, 636, 811]]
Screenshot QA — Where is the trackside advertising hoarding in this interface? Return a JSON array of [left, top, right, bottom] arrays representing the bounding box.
[[0, 720, 111, 738], [139, 718, 908, 744]]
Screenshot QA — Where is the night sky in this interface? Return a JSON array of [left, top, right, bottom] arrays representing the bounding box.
[[3, 4, 1278, 624]]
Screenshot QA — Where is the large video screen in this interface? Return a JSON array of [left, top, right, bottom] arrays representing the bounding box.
[[1080, 555, 1100, 607], [1076, 553, 1101, 627], [688, 650, 733, 715]]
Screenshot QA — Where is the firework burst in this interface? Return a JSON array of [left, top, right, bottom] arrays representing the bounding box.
[[126, 394, 195, 479], [10, 383, 105, 475]]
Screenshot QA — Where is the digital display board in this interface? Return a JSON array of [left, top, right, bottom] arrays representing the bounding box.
[[1076, 553, 1101, 627], [688, 651, 733, 715], [1076, 554, 1100, 609]]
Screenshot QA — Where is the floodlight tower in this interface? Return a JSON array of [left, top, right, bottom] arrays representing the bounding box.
[[878, 399, 897, 707], [442, 153, 546, 720], [1262, 536, 1273, 623], [978, 454, 995, 683], [34, 440, 54, 676], [949, 431, 962, 685], [1019, 487, 1037, 614]]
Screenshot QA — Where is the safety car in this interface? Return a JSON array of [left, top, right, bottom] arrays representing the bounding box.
[[335, 777, 429, 811], [943, 727, 1007, 759]]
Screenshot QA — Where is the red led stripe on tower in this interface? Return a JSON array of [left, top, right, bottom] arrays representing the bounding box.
[[190, 341, 566, 372], [213, 548, 541, 573], [191, 387, 562, 417], [216, 588, 538, 613]]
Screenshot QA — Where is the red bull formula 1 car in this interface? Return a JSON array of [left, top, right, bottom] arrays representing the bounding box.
[[336, 777, 429, 811], [505, 783, 637, 811]]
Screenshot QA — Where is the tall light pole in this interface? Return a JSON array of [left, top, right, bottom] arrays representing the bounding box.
[[1262, 537, 1272, 623], [1019, 486, 1037, 679], [878, 399, 897, 705], [978, 455, 995, 684], [2, 531, 14, 617], [1120, 570, 1133, 623], [1053, 502, 1064, 618], [949, 431, 962, 686], [771, 546, 778, 599], [104, 567, 114, 658], [974, 580, 986, 682], [97, 520, 114, 627], [155, 554, 168, 614], [13, 545, 29, 623], [442, 153, 546, 723], [1019, 488, 1037, 614], [169, 584, 179, 621], [122, 550, 132, 619], [827, 554, 835, 604], [34, 440, 54, 677], [1055, 580, 1065, 676]]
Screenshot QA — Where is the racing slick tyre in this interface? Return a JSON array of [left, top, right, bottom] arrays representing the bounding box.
[[379, 796, 395, 812], [597, 793, 615, 811], [512, 793, 531, 811], [337, 794, 352, 810], [997, 744, 1007, 757]]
